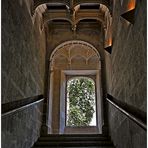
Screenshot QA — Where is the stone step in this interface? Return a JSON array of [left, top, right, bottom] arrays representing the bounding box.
[[38, 136, 109, 141], [33, 146, 115, 148], [33, 141, 114, 147], [32, 134, 114, 148], [39, 134, 106, 137]]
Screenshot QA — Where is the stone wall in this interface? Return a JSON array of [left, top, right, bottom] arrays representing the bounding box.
[[2, 0, 46, 104], [110, 0, 146, 111], [2, 101, 44, 148], [47, 22, 104, 57], [2, 0, 46, 147], [108, 103, 146, 148], [105, 0, 146, 147]]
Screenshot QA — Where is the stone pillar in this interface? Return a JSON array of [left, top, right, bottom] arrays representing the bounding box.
[[47, 68, 54, 134]]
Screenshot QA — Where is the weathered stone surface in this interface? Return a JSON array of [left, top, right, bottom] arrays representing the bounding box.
[[106, 0, 146, 111], [108, 103, 146, 148], [2, 0, 46, 104], [2, 101, 44, 148], [105, 0, 146, 147], [2, 0, 46, 147]]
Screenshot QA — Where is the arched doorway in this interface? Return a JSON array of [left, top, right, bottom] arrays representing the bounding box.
[[48, 40, 103, 134]]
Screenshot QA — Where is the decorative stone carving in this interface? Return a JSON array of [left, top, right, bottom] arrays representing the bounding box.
[[50, 40, 101, 70]]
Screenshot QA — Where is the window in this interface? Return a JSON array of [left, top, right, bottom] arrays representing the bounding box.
[[66, 77, 96, 126], [48, 41, 103, 134]]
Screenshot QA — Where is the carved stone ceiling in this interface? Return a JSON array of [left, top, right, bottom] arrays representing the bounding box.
[[32, 0, 111, 13], [32, 0, 111, 29], [32, 0, 112, 47]]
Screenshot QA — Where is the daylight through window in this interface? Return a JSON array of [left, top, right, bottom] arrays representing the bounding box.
[[66, 77, 96, 126]]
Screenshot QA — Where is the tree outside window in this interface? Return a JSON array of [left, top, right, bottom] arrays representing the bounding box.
[[66, 77, 96, 126]]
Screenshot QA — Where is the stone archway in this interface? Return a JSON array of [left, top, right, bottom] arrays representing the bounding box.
[[47, 40, 104, 134]]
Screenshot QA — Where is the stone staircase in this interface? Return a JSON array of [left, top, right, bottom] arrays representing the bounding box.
[[32, 134, 114, 148]]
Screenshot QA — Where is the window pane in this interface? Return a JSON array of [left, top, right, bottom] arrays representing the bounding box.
[[66, 77, 96, 126]]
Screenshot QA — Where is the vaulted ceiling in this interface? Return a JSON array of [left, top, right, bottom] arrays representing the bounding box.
[[31, 0, 113, 48], [32, 0, 112, 13]]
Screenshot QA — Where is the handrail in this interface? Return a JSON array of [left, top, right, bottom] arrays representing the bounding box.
[[2, 95, 44, 117], [106, 94, 146, 130]]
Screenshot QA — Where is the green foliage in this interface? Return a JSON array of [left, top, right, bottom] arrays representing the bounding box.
[[66, 77, 95, 126]]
